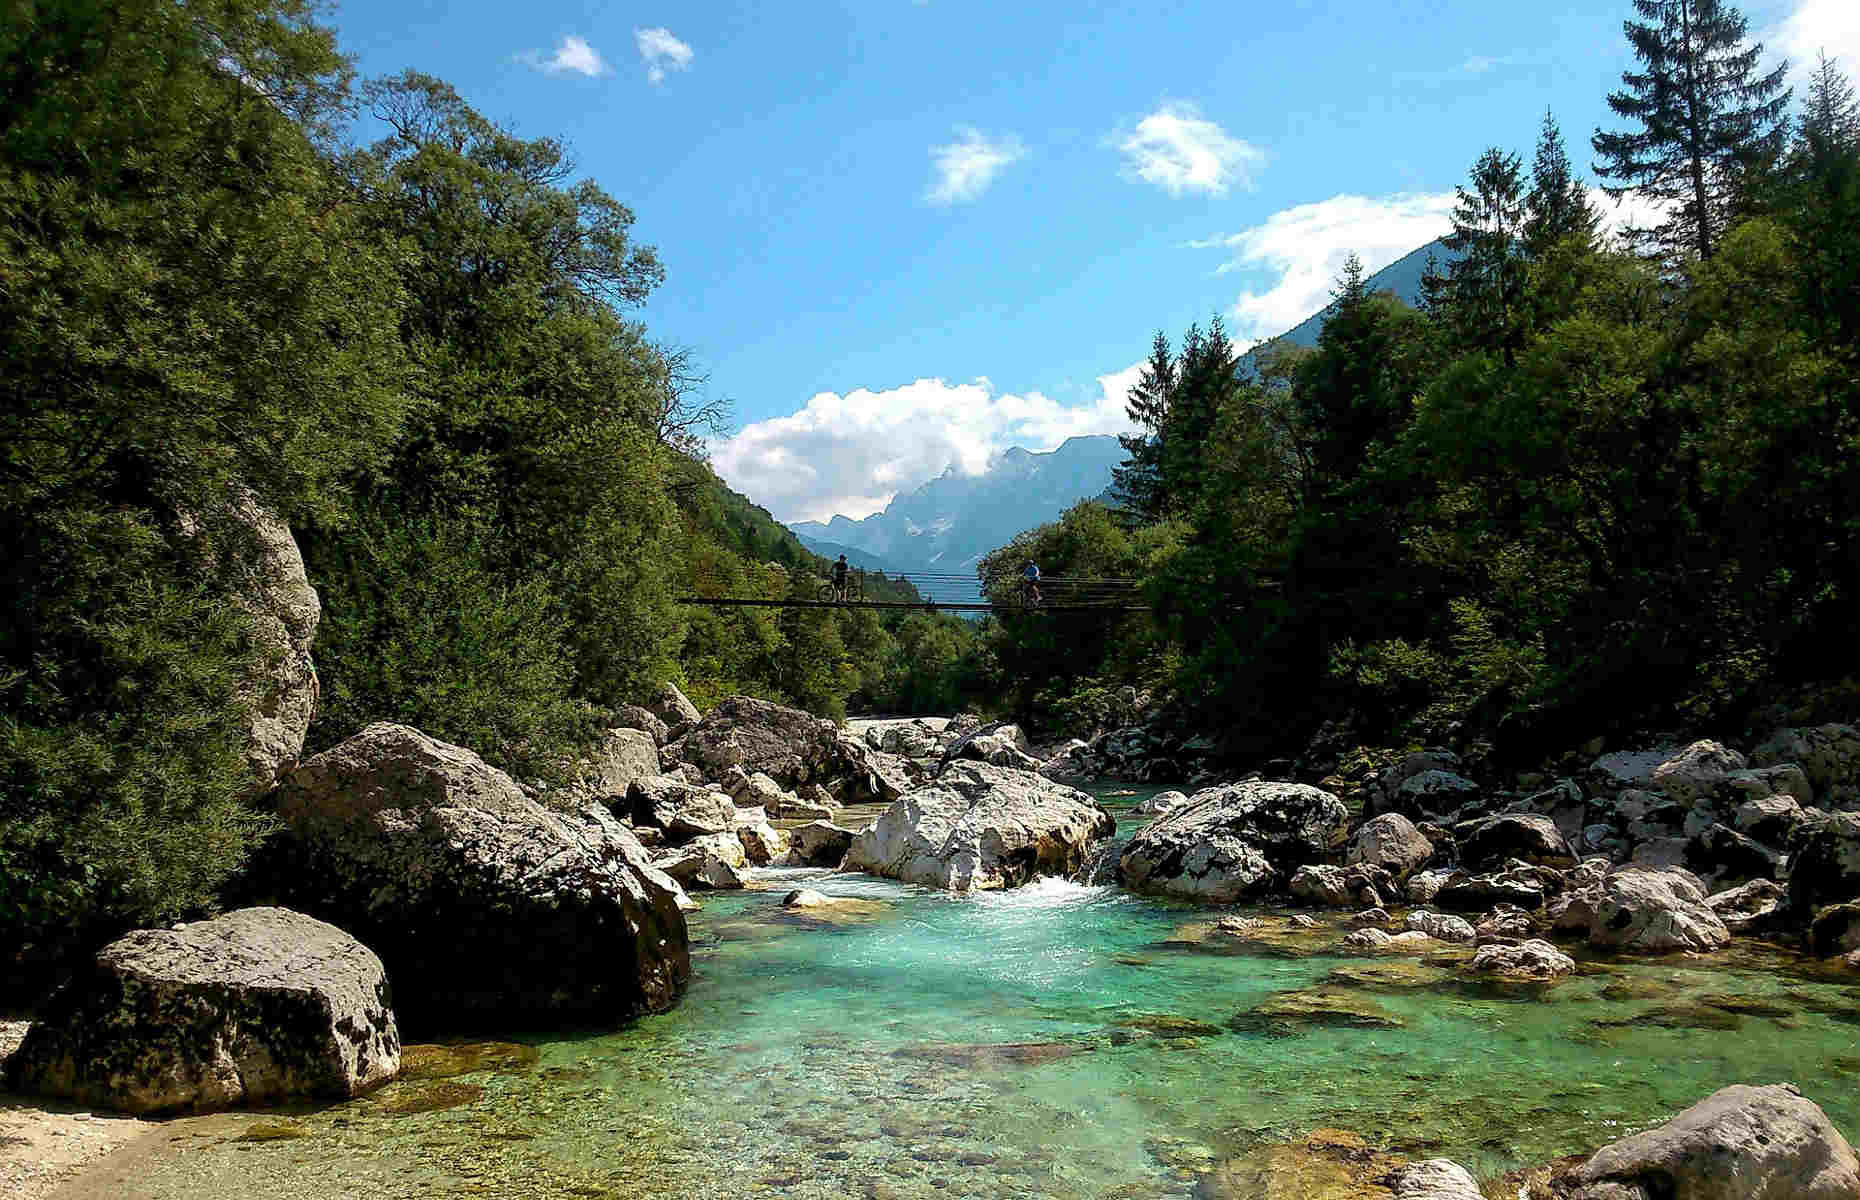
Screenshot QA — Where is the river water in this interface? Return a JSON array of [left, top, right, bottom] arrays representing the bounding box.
[[99, 787, 1860, 1199]]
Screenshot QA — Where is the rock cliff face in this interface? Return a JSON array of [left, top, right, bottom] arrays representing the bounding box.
[[181, 488, 322, 791], [5, 908, 397, 1114], [259, 723, 690, 1030]]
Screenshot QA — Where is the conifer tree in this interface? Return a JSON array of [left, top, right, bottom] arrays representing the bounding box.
[[1111, 331, 1175, 524], [1525, 111, 1602, 256], [1591, 0, 1790, 262], [1442, 148, 1530, 360], [1797, 51, 1860, 163]]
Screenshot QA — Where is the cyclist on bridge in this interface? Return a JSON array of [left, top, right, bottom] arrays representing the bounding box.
[[1022, 560, 1042, 606], [832, 554, 849, 601]]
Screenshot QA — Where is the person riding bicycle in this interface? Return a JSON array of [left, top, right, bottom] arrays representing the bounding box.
[[832, 554, 849, 601], [1022, 561, 1042, 606]]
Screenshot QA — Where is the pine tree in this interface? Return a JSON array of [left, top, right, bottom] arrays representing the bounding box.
[[1111, 331, 1175, 524], [1591, 0, 1791, 262], [1525, 111, 1602, 256], [1442, 148, 1530, 359], [1161, 316, 1239, 516], [1798, 51, 1860, 163]]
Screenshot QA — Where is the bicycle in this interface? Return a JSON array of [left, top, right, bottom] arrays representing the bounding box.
[[818, 573, 865, 604]]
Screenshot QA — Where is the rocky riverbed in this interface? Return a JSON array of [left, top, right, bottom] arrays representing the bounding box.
[[13, 693, 1860, 1197]]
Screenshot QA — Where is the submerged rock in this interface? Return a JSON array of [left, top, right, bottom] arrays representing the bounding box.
[[5, 908, 397, 1115], [1120, 781, 1347, 902], [841, 761, 1114, 891], [1234, 986, 1404, 1036], [1463, 939, 1576, 981], [261, 723, 690, 1028], [1556, 1082, 1860, 1199]]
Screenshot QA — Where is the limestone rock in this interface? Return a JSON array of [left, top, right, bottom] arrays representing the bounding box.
[[262, 723, 690, 1028], [1386, 1159, 1484, 1199], [1120, 782, 1347, 903], [612, 705, 671, 746], [1737, 793, 1805, 846], [1394, 769, 1481, 819], [1464, 939, 1575, 980], [576, 728, 660, 802], [1405, 910, 1476, 944], [1347, 813, 1434, 879], [627, 776, 737, 841], [5, 908, 396, 1114], [1458, 813, 1577, 871], [1405, 867, 1456, 904], [648, 682, 701, 730], [842, 763, 1114, 891], [1361, 749, 1463, 818], [1344, 928, 1393, 950], [671, 695, 839, 789], [1708, 878, 1784, 934], [1560, 1082, 1860, 1200], [181, 491, 322, 791], [1810, 902, 1860, 959], [654, 832, 749, 890], [1685, 823, 1778, 888], [1652, 739, 1749, 806], [1753, 724, 1860, 807], [787, 821, 857, 867], [1590, 745, 1688, 792], [1137, 789, 1189, 816], [1786, 811, 1860, 917], [1588, 867, 1731, 953], [732, 808, 789, 866]]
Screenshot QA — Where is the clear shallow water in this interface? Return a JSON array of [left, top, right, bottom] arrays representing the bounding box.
[[110, 788, 1860, 1199]]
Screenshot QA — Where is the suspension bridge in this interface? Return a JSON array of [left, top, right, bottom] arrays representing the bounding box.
[[677, 570, 1150, 614]]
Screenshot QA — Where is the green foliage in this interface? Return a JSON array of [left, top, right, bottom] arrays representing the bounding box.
[[306, 513, 598, 780]]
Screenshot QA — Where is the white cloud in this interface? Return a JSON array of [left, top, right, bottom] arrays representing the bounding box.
[[710, 371, 1142, 524], [636, 27, 694, 84], [1116, 102, 1266, 197], [1768, 0, 1860, 81], [925, 128, 1028, 205], [1587, 185, 1678, 246], [1192, 193, 1457, 343], [525, 35, 608, 77]]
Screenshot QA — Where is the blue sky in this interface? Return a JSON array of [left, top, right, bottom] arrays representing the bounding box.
[[328, 0, 1857, 523]]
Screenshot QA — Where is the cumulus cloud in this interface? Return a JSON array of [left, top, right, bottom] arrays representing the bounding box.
[[636, 27, 694, 84], [710, 371, 1143, 524], [1190, 192, 1457, 342], [925, 128, 1028, 205], [1768, 0, 1860, 80], [526, 35, 608, 77], [1116, 103, 1266, 197]]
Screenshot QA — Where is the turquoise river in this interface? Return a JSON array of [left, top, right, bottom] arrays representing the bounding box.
[[84, 787, 1860, 1199]]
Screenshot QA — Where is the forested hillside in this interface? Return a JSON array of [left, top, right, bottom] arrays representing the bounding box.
[[0, 0, 988, 965], [983, 38, 1860, 765]]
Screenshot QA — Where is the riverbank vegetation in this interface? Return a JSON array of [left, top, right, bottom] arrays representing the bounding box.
[[0, 0, 984, 959], [985, 20, 1860, 764]]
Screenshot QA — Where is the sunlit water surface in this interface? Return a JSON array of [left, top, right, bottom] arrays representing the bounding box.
[[104, 787, 1860, 1199]]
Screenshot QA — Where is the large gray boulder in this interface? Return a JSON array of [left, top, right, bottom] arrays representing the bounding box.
[[648, 681, 702, 730], [1347, 812, 1434, 879], [182, 490, 322, 791], [627, 776, 737, 840], [1651, 739, 1749, 806], [1588, 867, 1731, 953], [1753, 724, 1860, 807], [1560, 1083, 1860, 1200], [261, 723, 690, 1029], [670, 695, 842, 789], [787, 820, 857, 867], [1119, 781, 1347, 902], [842, 762, 1114, 891], [1786, 811, 1860, 917], [4, 908, 396, 1115], [1458, 812, 1578, 871], [572, 728, 660, 803]]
